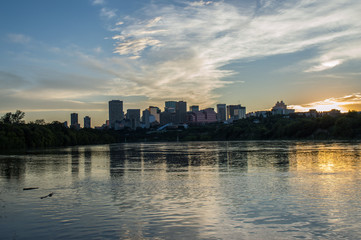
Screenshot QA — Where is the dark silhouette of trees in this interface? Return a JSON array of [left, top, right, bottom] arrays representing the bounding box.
[[1, 110, 361, 150], [0, 110, 25, 124], [0, 113, 122, 150]]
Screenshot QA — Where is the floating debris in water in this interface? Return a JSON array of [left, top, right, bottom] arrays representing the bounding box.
[[40, 192, 53, 199], [23, 187, 39, 191]]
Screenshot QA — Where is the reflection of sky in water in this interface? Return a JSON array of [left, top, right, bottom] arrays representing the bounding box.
[[0, 141, 361, 239]]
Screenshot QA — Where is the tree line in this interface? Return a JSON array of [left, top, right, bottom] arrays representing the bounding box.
[[0, 111, 121, 150], [178, 111, 361, 141], [1, 110, 360, 150]]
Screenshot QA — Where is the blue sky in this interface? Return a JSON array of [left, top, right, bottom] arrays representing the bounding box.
[[1, 0, 361, 126]]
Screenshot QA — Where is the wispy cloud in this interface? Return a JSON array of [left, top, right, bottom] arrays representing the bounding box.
[[189, 1, 213, 7], [305, 39, 361, 72], [92, 0, 105, 5], [100, 7, 116, 19], [107, 0, 361, 106], [7, 33, 31, 44], [112, 37, 161, 56], [0, 71, 28, 89], [93, 46, 103, 53]]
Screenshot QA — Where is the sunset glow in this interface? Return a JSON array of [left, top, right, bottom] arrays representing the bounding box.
[[289, 94, 361, 113]]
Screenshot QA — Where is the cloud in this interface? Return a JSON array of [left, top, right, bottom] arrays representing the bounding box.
[[0, 71, 28, 89], [305, 39, 361, 72], [305, 59, 343, 72], [107, 0, 361, 106], [112, 38, 161, 56], [100, 8, 116, 19], [92, 0, 105, 5], [289, 93, 361, 112], [7, 33, 31, 44], [146, 17, 162, 27], [189, 1, 213, 7], [93, 46, 103, 53]]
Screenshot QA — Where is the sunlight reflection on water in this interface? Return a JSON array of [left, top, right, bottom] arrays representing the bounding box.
[[1, 141, 361, 239]]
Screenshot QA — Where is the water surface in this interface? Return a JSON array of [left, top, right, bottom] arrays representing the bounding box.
[[1, 141, 361, 239]]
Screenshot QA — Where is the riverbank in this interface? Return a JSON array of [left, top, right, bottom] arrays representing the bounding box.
[[1, 111, 361, 151]]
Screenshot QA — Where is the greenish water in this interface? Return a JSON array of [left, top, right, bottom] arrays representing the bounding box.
[[1, 141, 361, 239]]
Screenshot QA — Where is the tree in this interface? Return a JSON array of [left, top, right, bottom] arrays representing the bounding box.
[[0, 112, 12, 124], [34, 119, 46, 125], [0, 110, 25, 124]]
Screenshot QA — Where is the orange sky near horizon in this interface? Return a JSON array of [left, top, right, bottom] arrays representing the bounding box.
[[289, 94, 361, 113]]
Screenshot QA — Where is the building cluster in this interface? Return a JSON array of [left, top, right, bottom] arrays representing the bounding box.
[[67, 113, 91, 130], [246, 100, 341, 118], [65, 100, 341, 130], [246, 100, 295, 118], [104, 100, 247, 130]]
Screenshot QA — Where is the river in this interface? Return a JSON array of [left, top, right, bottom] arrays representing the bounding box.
[[1, 141, 361, 239]]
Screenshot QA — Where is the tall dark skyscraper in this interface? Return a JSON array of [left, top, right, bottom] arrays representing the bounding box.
[[109, 100, 124, 129], [217, 104, 226, 122], [70, 113, 80, 129], [176, 101, 187, 123], [84, 116, 91, 129], [70, 113, 78, 126]]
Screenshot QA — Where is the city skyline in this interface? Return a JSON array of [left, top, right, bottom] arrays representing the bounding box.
[[63, 99, 342, 129], [1, 0, 361, 127]]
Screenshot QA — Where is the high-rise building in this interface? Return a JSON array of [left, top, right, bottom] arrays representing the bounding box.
[[70, 113, 80, 129], [126, 109, 140, 130], [160, 111, 176, 125], [165, 101, 177, 113], [109, 100, 124, 129], [142, 109, 150, 129], [84, 116, 91, 129], [187, 108, 217, 124], [71, 113, 78, 126], [217, 104, 226, 122], [176, 101, 187, 123], [227, 105, 246, 120], [203, 108, 217, 122], [189, 105, 199, 112], [271, 100, 295, 115], [148, 106, 160, 123]]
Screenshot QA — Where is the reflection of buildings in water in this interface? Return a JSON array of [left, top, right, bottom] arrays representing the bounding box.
[[108, 144, 127, 203], [165, 144, 190, 170], [68, 145, 109, 179], [109, 144, 126, 178], [185, 142, 220, 168], [84, 147, 92, 176], [0, 157, 26, 182], [216, 141, 248, 172], [246, 141, 290, 172], [139, 143, 168, 176], [71, 147, 80, 177]]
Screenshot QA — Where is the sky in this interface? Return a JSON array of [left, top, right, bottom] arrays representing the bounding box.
[[1, 0, 361, 126]]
